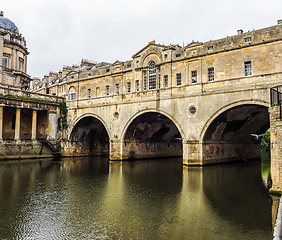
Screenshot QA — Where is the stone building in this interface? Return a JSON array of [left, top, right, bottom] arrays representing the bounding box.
[[0, 11, 62, 159], [33, 20, 282, 164], [0, 11, 30, 90]]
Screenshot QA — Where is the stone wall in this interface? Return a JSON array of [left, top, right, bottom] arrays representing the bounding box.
[[270, 106, 282, 194]]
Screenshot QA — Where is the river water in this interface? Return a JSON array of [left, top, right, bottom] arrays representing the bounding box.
[[0, 154, 272, 240]]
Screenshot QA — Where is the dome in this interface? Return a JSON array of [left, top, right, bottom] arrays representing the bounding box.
[[0, 11, 19, 33]]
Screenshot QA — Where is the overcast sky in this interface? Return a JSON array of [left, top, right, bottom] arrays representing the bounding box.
[[2, 0, 282, 78]]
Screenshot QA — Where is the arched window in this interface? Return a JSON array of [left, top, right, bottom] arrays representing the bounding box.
[[148, 61, 156, 90], [68, 86, 76, 101]]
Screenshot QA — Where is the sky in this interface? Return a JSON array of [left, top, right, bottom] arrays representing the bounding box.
[[1, 0, 282, 79]]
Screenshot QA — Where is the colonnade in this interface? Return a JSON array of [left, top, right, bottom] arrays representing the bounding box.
[[0, 105, 57, 142]]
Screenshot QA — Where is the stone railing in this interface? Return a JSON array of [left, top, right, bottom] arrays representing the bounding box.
[[0, 86, 64, 103]]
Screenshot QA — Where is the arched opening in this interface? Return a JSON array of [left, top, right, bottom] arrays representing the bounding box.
[[69, 116, 109, 156], [123, 112, 183, 159], [202, 104, 269, 163]]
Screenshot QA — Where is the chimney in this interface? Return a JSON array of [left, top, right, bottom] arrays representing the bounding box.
[[278, 19, 282, 25], [0, 11, 3, 17], [237, 29, 243, 35]]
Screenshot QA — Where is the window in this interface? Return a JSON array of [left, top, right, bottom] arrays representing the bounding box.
[[106, 85, 110, 96], [87, 89, 91, 99], [70, 76, 74, 80], [127, 63, 131, 68], [189, 106, 197, 115], [115, 84, 119, 95], [136, 80, 140, 92], [148, 61, 156, 90], [208, 67, 214, 82], [164, 54, 168, 59], [244, 37, 252, 43], [2, 56, 8, 68], [191, 70, 197, 84], [244, 61, 252, 76], [176, 73, 181, 86], [127, 82, 131, 93], [175, 53, 181, 58], [207, 46, 214, 51], [106, 69, 110, 73], [143, 70, 147, 91], [164, 75, 168, 88], [19, 58, 24, 71], [69, 87, 76, 101], [88, 73, 92, 77]]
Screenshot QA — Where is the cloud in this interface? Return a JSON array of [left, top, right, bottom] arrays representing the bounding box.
[[1, 0, 282, 78]]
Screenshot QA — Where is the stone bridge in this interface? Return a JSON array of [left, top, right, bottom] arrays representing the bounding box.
[[59, 23, 282, 193], [65, 75, 274, 164]]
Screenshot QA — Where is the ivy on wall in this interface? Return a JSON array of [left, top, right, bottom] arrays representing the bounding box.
[[59, 101, 68, 130]]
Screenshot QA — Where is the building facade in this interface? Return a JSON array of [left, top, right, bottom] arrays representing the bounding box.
[[0, 11, 62, 159]]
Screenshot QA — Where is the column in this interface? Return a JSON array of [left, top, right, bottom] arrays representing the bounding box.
[[48, 111, 57, 140], [14, 108, 21, 141], [0, 106, 3, 141], [31, 110, 37, 140]]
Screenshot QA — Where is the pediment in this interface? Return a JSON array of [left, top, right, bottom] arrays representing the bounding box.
[[112, 60, 123, 66], [185, 41, 203, 48], [132, 41, 167, 58]]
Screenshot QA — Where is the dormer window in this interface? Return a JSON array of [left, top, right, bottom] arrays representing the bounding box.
[[106, 69, 110, 73], [207, 46, 214, 51], [70, 76, 74, 80], [244, 37, 252, 43], [175, 53, 181, 58], [127, 63, 131, 68]]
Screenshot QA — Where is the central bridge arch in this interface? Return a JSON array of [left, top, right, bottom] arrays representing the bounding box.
[[200, 100, 270, 164], [121, 110, 184, 159]]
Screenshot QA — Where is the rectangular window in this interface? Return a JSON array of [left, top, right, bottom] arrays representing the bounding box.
[[136, 80, 140, 92], [19, 58, 24, 71], [244, 37, 252, 43], [69, 92, 75, 101], [143, 70, 147, 91], [106, 85, 110, 96], [176, 73, 181, 86], [208, 67, 214, 82], [164, 75, 168, 88], [175, 53, 181, 58], [191, 70, 197, 84], [158, 67, 161, 89], [115, 84, 119, 95], [244, 61, 252, 76], [87, 89, 91, 99], [127, 64, 131, 68], [2, 56, 8, 68], [127, 82, 131, 93]]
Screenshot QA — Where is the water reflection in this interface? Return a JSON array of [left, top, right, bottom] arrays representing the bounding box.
[[0, 157, 272, 240]]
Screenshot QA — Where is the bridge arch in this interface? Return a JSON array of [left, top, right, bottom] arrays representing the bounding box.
[[69, 113, 110, 156], [200, 100, 270, 163], [121, 109, 184, 159]]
